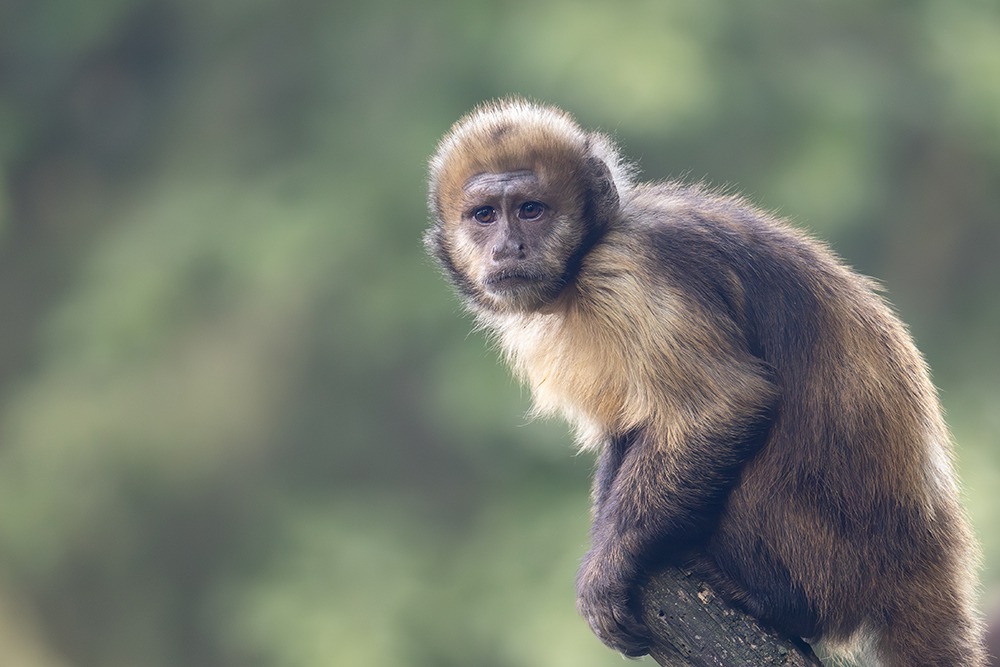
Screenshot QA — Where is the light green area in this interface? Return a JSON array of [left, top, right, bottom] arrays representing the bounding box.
[[0, 1, 998, 665]]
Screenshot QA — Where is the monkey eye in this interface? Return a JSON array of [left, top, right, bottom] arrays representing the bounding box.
[[473, 206, 497, 224], [518, 201, 546, 221]]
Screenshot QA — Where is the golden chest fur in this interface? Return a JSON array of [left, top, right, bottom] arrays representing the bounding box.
[[488, 230, 775, 450]]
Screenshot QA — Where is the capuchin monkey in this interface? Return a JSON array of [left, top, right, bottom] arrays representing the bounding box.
[[425, 98, 986, 666]]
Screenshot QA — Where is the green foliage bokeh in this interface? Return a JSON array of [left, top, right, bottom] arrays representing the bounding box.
[[0, 1, 998, 665]]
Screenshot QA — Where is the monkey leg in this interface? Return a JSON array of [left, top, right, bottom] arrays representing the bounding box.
[[873, 577, 988, 667]]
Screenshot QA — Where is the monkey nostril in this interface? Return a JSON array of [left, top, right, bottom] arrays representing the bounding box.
[[493, 240, 526, 262]]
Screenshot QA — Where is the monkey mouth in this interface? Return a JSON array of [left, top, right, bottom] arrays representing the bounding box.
[[484, 269, 541, 289], [483, 269, 562, 311]]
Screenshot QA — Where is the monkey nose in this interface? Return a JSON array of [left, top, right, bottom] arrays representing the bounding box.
[[491, 240, 526, 262]]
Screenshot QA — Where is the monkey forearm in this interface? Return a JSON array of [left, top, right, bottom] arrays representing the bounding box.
[[594, 424, 760, 555], [578, 422, 764, 656]]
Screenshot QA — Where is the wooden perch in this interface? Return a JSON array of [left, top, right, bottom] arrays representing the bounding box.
[[638, 566, 824, 666]]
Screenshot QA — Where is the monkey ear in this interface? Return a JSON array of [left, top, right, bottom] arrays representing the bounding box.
[[584, 156, 620, 227]]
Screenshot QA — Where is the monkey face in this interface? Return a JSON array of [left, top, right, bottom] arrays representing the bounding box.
[[426, 99, 622, 315], [445, 169, 588, 312]]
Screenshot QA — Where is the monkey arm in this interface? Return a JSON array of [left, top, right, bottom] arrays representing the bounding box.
[[579, 413, 770, 657], [604, 421, 762, 540]]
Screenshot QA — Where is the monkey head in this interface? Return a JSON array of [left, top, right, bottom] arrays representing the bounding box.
[[426, 99, 628, 314]]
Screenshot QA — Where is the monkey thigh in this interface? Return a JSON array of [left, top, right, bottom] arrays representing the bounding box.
[[699, 485, 871, 643]]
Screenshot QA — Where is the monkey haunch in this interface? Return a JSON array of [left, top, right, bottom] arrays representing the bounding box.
[[425, 99, 986, 666]]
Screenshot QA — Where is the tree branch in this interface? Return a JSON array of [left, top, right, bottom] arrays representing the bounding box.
[[638, 566, 824, 666]]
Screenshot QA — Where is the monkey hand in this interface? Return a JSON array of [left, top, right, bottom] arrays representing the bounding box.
[[576, 547, 650, 657]]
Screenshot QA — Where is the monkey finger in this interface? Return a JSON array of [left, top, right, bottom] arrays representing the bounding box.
[[579, 597, 650, 657]]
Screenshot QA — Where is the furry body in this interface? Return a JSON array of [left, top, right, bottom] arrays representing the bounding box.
[[426, 99, 986, 666]]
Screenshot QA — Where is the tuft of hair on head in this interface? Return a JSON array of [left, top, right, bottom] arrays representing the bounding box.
[[427, 97, 633, 218]]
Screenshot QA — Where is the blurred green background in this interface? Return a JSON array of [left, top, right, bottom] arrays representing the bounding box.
[[0, 1, 998, 665]]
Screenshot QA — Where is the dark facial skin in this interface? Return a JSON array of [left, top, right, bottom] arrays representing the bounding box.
[[461, 170, 565, 310]]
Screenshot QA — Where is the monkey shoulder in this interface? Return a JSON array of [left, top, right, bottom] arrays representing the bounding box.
[[615, 182, 857, 306], [623, 182, 805, 256], [604, 184, 773, 322], [601, 182, 902, 375]]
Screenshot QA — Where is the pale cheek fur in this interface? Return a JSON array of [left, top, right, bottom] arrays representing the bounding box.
[[452, 224, 490, 283]]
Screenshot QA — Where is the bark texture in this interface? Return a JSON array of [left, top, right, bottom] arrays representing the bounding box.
[[639, 567, 824, 666]]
